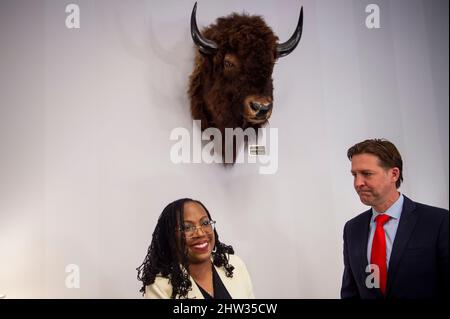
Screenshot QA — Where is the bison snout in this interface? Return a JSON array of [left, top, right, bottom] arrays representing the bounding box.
[[250, 101, 273, 117], [244, 97, 273, 124]]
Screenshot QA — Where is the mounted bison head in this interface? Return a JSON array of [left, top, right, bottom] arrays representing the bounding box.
[[188, 2, 303, 161]]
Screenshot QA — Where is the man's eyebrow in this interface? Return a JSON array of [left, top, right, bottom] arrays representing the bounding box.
[[350, 170, 370, 174]]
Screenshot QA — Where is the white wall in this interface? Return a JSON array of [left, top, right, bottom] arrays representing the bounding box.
[[0, 0, 448, 298]]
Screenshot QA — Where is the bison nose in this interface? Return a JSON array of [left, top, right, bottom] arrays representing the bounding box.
[[250, 102, 273, 117], [250, 101, 262, 112]]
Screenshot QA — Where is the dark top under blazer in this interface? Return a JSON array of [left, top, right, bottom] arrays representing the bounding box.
[[196, 266, 232, 299], [341, 195, 449, 299]]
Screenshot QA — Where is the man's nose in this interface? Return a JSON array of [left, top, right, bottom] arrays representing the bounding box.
[[354, 175, 365, 188]]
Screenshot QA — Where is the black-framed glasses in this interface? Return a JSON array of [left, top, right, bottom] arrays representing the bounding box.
[[178, 220, 216, 238]]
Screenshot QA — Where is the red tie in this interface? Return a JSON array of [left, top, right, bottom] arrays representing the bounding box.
[[371, 214, 390, 295]]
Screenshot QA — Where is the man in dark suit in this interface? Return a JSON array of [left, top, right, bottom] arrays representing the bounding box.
[[341, 138, 449, 299]]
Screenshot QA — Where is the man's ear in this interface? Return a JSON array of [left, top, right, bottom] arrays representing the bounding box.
[[391, 167, 400, 183]]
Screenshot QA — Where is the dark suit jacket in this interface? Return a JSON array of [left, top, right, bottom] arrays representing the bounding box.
[[341, 195, 449, 299]]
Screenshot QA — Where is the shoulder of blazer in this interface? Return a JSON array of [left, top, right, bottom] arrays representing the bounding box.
[[228, 254, 245, 269], [403, 195, 449, 222], [145, 275, 173, 299], [214, 254, 248, 279], [228, 254, 253, 281], [344, 208, 372, 232]]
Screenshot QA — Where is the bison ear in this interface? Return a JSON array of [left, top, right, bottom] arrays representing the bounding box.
[[277, 6, 303, 58], [191, 2, 219, 55]]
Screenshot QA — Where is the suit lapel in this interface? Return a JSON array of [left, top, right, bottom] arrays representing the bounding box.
[[187, 264, 234, 299], [215, 263, 236, 297], [186, 259, 228, 299], [386, 196, 419, 296], [187, 275, 205, 299], [356, 210, 372, 274]]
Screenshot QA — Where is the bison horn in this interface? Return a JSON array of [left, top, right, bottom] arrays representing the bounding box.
[[191, 2, 218, 55], [277, 6, 303, 58]]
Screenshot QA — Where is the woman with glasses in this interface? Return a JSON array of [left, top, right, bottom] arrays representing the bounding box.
[[137, 198, 254, 299]]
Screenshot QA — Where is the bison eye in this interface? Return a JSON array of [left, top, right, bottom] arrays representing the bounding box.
[[224, 60, 234, 69]]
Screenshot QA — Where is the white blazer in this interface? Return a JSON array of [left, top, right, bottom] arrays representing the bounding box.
[[145, 254, 255, 299]]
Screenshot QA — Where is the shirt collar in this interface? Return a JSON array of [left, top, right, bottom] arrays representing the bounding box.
[[371, 193, 404, 222]]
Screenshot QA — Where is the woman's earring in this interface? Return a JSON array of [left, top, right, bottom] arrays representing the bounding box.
[[212, 246, 217, 253]]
